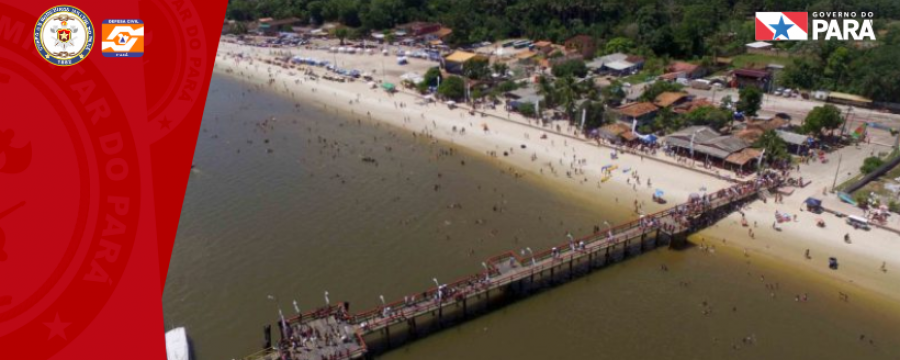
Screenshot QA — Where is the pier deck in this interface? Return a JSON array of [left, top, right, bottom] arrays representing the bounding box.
[[244, 176, 781, 360]]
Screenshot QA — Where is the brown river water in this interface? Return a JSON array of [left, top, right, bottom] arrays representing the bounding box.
[[162, 74, 900, 360]]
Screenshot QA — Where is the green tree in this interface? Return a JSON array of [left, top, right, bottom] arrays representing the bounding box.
[[737, 86, 763, 117], [230, 22, 248, 35], [383, 30, 396, 45], [551, 59, 588, 78], [781, 58, 820, 90], [226, 0, 257, 21], [491, 62, 509, 78], [754, 130, 789, 164], [605, 37, 634, 54], [825, 46, 851, 88], [334, 27, 349, 46], [684, 106, 731, 129], [496, 80, 518, 93], [519, 103, 536, 118], [602, 80, 626, 106], [463, 58, 490, 80], [438, 76, 466, 101], [554, 76, 579, 118], [719, 95, 733, 110], [650, 107, 682, 133], [422, 67, 442, 87], [803, 104, 844, 138], [847, 45, 900, 102], [577, 101, 607, 129], [362, 0, 403, 29], [861, 156, 885, 174], [537, 76, 557, 108]]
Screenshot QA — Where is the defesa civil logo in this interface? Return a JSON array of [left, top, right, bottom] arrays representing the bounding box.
[[756, 11, 876, 41], [101, 19, 144, 57], [33, 5, 94, 66]]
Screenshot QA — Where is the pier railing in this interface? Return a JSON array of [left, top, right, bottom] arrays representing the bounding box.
[[251, 176, 780, 360]]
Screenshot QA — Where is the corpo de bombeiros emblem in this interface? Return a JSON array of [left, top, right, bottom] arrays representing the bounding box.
[[34, 5, 94, 66]]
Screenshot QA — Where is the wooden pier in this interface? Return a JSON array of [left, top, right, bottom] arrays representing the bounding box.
[[242, 176, 781, 360]]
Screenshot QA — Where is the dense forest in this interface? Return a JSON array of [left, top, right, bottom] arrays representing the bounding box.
[[226, 0, 900, 102]]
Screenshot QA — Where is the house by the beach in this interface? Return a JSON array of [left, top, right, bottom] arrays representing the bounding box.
[[398, 22, 442, 37], [505, 86, 544, 111], [586, 53, 644, 76], [653, 92, 691, 109], [664, 126, 760, 171], [731, 68, 771, 91], [672, 98, 715, 114], [660, 62, 706, 81], [258, 17, 300, 36], [614, 102, 659, 127], [597, 122, 639, 144], [442, 51, 487, 74], [423, 27, 453, 43]]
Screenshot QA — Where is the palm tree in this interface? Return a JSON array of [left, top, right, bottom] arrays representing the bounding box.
[[491, 62, 509, 78], [537, 76, 556, 109], [554, 76, 579, 119], [754, 130, 789, 165]]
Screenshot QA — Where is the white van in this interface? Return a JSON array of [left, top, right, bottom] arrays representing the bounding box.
[[846, 215, 870, 230]]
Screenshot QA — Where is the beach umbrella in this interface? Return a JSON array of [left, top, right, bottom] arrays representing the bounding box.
[[381, 82, 396, 91], [689, 193, 700, 200], [654, 189, 664, 198]]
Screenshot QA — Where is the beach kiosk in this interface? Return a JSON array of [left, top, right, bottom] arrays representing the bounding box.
[[804, 197, 823, 214]]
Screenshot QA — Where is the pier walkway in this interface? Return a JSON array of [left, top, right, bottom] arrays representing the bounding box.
[[243, 175, 782, 360]]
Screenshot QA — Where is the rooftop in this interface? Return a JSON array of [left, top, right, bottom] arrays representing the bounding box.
[[669, 62, 699, 73], [587, 52, 627, 68], [445, 51, 481, 63], [828, 92, 873, 103], [672, 98, 714, 114], [776, 130, 812, 146], [725, 148, 763, 166], [733, 68, 770, 79], [605, 60, 636, 71], [746, 41, 773, 49], [654, 92, 689, 108], [429, 27, 453, 38], [616, 102, 659, 118]]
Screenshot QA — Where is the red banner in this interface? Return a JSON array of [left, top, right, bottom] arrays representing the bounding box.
[[0, 1, 226, 358]]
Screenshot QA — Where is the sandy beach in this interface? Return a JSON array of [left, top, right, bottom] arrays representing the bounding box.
[[211, 40, 900, 305]]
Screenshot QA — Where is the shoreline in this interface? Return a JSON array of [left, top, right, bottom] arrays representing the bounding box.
[[210, 41, 900, 306]]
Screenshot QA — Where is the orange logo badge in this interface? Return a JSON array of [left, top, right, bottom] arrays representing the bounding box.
[[101, 19, 143, 57]]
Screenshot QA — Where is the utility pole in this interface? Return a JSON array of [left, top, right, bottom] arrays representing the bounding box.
[[831, 153, 843, 193], [839, 106, 853, 138]]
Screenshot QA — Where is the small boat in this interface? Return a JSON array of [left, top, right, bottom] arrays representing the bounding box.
[[166, 327, 190, 360], [601, 175, 612, 183]]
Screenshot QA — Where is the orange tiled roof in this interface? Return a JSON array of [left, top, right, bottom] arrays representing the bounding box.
[[654, 92, 688, 108], [616, 102, 658, 117]]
